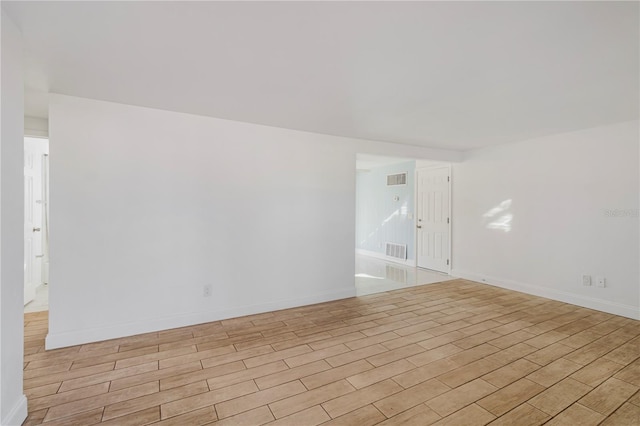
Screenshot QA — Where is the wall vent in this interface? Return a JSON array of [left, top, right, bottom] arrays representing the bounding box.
[[385, 242, 407, 260], [387, 172, 407, 186]]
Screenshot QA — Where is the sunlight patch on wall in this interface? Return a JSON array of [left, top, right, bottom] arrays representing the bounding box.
[[483, 199, 513, 232]]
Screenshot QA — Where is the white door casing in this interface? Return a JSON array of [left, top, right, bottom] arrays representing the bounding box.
[[416, 166, 451, 273]]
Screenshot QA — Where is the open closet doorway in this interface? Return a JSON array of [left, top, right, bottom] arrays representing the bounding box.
[[24, 136, 50, 312]]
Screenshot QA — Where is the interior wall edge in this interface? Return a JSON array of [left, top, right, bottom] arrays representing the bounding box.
[[0, 395, 27, 426]]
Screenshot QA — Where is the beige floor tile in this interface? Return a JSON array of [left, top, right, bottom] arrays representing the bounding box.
[[447, 344, 500, 367], [215, 380, 306, 419], [99, 406, 161, 426], [579, 377, 638, 415], [366, 343, 425, 366], [347, 358, 414, 389], [321, 404, 386, 426], [524, 331, 570, 349], [301, 359, 373, 390], [156, 406, 217, 426], [255, 359, 331, 390], [344, 331, 399, 351], [29, 382, 109, 411], [266, 405, 330, 426], [526, 357, 583, 387], [284, 344, 349, 368], [376, 403, 441, 426], [161, 380, 257, 419], [393, 358, 459, 388], [615, 358, 640, 386], [44, 381, 159, 422], [20, 282, 640, 426], [477, 378, 545, 416], [199, 344, 274, 369], [603, 337, 640, 366], [432, 403, 495, 426], [528, 377, 592, 415], [214, 405, 275, 426], [374, 378, 450, 418], [525, 343, 575, 366], [438, 358, 502, 388], [600, 402, 640, 426], [243, 345, 312, 368], [416, 330, 466, 350], [407, 343, 463, 367], [487, 403, 550, 426], [36, 407, 104, 426], [322, 379, 403, 418], [207, 360, 288, 390], [269, 379, 354, 419], [59, 360, 158, 392], [425, 378, 497, 417], [103, 380, 208, 421], [326, 344, 387, 368], [485, 342, 537, 365], [489, 330, 537, 349], [24, 382, 61, 399], [482, 358, 541, 388], [544, 403, 605, 426], [115, 345, 197, 370], [310, 332, 368, 350], [160, 360, 244, 391], [24, 361, 116, 390], [454, 331, 503, 350], [70, 346, 158, 370]]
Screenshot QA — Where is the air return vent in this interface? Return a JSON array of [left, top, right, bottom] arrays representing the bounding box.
[[387, 172, 407, 186], [385, 242, 407, 260]]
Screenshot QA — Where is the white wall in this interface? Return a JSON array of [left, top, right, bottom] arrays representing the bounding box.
[[452, 120, 640, 319], [356, 161, 416, 263], [48, 94, 460, 348], [0, 10, 28, 426]]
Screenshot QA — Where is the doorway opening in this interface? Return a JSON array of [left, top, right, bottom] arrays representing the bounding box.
[[354, 154, 453, 296], [24, 136, 50, 313]]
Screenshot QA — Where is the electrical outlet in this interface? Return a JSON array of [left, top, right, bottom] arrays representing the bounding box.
[[203, 284, 212, 297], [596, 277, 606, 288], [582, 275, 592, 286]]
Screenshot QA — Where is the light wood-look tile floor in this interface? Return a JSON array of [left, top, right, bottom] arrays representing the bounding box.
[[23, 279, 640, 425]]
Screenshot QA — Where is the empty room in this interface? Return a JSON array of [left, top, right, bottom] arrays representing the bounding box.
[[0, 1, 638, 426]]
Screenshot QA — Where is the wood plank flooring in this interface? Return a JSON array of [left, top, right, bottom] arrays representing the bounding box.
[[23, 279, 640, 425]]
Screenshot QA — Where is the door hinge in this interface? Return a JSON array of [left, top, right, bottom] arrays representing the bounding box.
[[447, 259, 450, 265], [447, 217, 450, 224], [448, 176, 450, 182]]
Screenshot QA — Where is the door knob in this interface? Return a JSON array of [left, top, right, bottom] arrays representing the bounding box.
[[33, 227, 41, 232], [417, 225, 422, 229]]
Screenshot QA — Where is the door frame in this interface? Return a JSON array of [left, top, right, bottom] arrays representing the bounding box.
[[414, 164, 452, 274]]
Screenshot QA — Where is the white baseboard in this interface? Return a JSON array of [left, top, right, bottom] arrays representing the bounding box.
[[46, 288, 356, 349], [2, 394, 27, 426], [356, 249, 416, 267], [451, 269, 640, 320]]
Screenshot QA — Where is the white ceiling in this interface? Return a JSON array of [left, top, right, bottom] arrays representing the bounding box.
[[3, 1, 638, 151]]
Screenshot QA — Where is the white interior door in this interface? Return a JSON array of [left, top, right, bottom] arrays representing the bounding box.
[[24, 137, 48, 305], [24, 144, 37, 305], [416, 166, 450, 273]]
